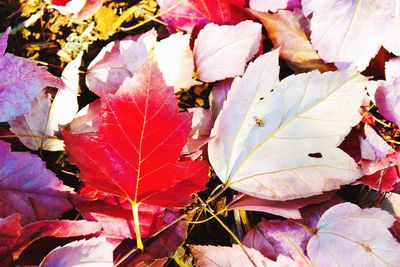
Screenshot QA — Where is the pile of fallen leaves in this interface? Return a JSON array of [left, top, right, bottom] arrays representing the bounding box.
[[1, 0, 400, 266]]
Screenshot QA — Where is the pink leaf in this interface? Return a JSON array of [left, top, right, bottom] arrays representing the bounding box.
[[86, 30, 157, 96], [375, 78, 400, 128], [69, 99, 101, 134], [194, 21, 262, 82], [0, 28, 64, 122], [39, 237, 114, 267], [228, 191, 335, 219], [0, 141, 73, 225], [12, 219, 101, 259], [190, 244, 297, 267], [243, 220, 312, 266], [307, 202, 400, 267]]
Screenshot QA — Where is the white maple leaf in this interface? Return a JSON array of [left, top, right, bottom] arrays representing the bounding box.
[[209, 50, 367, 200]]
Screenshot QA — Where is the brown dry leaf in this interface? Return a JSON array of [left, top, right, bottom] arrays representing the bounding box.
[[249, 8, 336, 73]]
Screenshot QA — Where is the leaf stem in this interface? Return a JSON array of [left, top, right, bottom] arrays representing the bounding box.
[[130, 201, 144, 251], [0, 134, 58, 140]]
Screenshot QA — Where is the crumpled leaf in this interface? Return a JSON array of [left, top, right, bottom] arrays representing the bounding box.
[[360, 124, 400, 175], [155, 32, 201, 92], [39, 237, 114, 267], [249, 0, 301, 12], [243, 220, 312, 266], [64, 60, 209, 207], [307, 202, 400, 267], [209, 50, 367, 200], [49, 0, 103, 20], [0, 28, 64, 122], [190, 244, 297, 267], [86, 29, 157, 96], [249, 8, 336, 73], [0, 141, 73, 225], [303, 0, 400, 70], [157, 0, 248, 33], [194, 20, 262, 82]]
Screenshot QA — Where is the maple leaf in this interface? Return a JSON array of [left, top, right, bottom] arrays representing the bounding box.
[[194, 21, 262, 82], [157, 0, 248, 33], [39, 237, 114, 267], [209, 50, 367, 200], [0, 28, 64, 122], [0, 141, 73, 225], [63, 60, 209, 249], [307, 203, 400, 266], [190, 244, 297, 267], [303, 0, 400, 70], [249, 8, 336, 73]]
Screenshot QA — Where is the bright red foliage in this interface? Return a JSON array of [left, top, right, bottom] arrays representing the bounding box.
[[63, 60, 209, 208], [157, 0, 248, 33]]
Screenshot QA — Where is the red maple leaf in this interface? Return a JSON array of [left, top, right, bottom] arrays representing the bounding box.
[[63, 60, 209, 249]]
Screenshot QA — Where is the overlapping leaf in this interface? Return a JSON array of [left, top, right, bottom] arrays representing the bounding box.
[[303, 0, 400, 70], [0, 141, 73, 225], [64, 60, 209, 207], [194, 20, 262, 82], [0, 28, 64, 122], [307, 203, 400, 266], [209, 50, 367, 200], [190, 244, 297, 266], [39, 237, 113, 267], [249, 9, 336, 73]]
